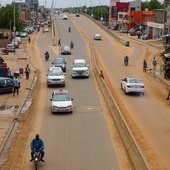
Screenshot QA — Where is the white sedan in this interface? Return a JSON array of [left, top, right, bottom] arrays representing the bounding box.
[[50, 89, 73, 113], [63, 15, 68, 20], [94, 34, 102, 40], [121, 77, 145, 95]]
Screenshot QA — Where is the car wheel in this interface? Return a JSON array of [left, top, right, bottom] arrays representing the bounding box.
[[121, 83, 123, 90], [124, 88, 127, 94]]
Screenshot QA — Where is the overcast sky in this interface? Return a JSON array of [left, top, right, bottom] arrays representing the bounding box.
[[0, 0, 110, 8]]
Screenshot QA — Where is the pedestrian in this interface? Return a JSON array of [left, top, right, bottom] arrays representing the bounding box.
[[25, 64, 31, 79], [100, 71, 104, 79], [152, 57, 157, 71], [166, 90, 170, 100], [143, 60, 147, 72], [28, 35, 31, 43], [58, 39, 61, 46], [13, 76, 20, 96]]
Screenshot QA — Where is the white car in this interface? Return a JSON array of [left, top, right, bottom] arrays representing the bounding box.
[[121, 77, 145, 95], [94, 34, 102, 40], [46, 67, 65, 87], [63, 15, 68, 20], [50, 89, 73, 113], [71, 59, 89, 78]]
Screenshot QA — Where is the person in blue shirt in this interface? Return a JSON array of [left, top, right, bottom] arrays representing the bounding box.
[[30, 134, 45, 162], [13, 76, 20, 96]]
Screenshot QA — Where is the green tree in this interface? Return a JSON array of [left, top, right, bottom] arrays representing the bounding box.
[[0, 4, 22, 31], [141, 0, 163, 10]]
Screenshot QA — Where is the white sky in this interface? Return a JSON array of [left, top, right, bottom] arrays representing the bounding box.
[[0, 0, 110, 8]]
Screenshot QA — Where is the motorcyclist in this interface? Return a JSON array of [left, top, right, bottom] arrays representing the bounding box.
[[68, 27, 71, 32], [45, 51, 49, 61], [30, 134, 45, 162], [70, 41, 74, 49], [124, 55, 129, 65]]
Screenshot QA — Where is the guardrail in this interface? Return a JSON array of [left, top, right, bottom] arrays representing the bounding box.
[[70, 14, 150, 169]]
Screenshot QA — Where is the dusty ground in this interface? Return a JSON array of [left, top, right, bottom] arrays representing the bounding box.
[[0, 28, 169, 170]]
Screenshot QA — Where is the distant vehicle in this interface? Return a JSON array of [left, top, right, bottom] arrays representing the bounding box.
[[50, 89, 73, 113], [71, 59, 89, 78], [61, 45, 71, 55], [94, 34, 102, 40], [15, 37, 21, 44], [75, 13, 80, 17], [6, 44, 15, 52], [0, 77, 13, 94], [20, 32, 28, 37], [44, 28, 49, 32], [119, 28, 128, 33], [51, 57, 66, 72], [63, 15, 68, 20], [11, 41, 19, 48], [46, 67, 66, 87], [121, 77, 145, 95], [142, 34, 152, 40]]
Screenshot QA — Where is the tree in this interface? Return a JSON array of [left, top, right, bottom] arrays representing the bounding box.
[[141, 0, 163, 10], [0, 4, 22, 31]]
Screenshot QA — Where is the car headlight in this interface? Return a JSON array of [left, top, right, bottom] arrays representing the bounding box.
[[53, 105, 58, 109], [67, 105, 73, 109]]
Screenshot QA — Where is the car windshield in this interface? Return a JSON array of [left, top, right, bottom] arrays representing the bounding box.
[[73, 63, 86, 67], [48, 70, 63, 76], [129, 78, 142, 83], [63, 47, 69, 50], [54, 59, 63, 64], [53, 94, 71, 101]]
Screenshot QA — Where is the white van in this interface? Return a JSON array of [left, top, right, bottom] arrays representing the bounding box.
[[71, 59, 89, 78]]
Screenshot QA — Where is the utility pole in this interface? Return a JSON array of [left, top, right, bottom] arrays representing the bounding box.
[[13, 0, 16, 54]]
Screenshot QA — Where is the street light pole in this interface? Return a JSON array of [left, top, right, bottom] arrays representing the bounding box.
[[13, 0, 16, 54]]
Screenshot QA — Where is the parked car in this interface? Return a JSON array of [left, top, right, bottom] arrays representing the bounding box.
[[15, 37, 21, 44], [94, 34, 102, 40], [11, 40, 19, 48], [6, 44, 15, 52], [20, 32, 28, 37], [61, 45, 71, 55], [50, 89, 73, 113], [119, 28, 128, 33], [142, 34, 152, 40], [121, 77, 145, 95], [0, 77, 13, 94], [51, 57, 66, 72], [46, 67, 66, 87], [71, 59, 89, 78]]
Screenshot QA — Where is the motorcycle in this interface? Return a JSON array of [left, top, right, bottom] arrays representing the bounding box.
[[33, 150, 42, 170], [68, 27, 71, 33], [45, 53, 49, 61], [124, 57, 128, 66]]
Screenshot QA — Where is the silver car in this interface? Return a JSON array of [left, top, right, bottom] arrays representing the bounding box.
[[61, 45, 71, 55], [46, 67, 66, 87]]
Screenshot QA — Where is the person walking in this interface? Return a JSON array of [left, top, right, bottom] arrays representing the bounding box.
[[25, 64, 31, 79], [166, 90, 170, 100], [152, 57, 157, 71], [58, 39, 61, 46], [143, 60, 147, 72], [13, 76, 20, 96]]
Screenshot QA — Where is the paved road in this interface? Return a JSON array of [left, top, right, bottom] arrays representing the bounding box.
[[0, 14, 170, 169]]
